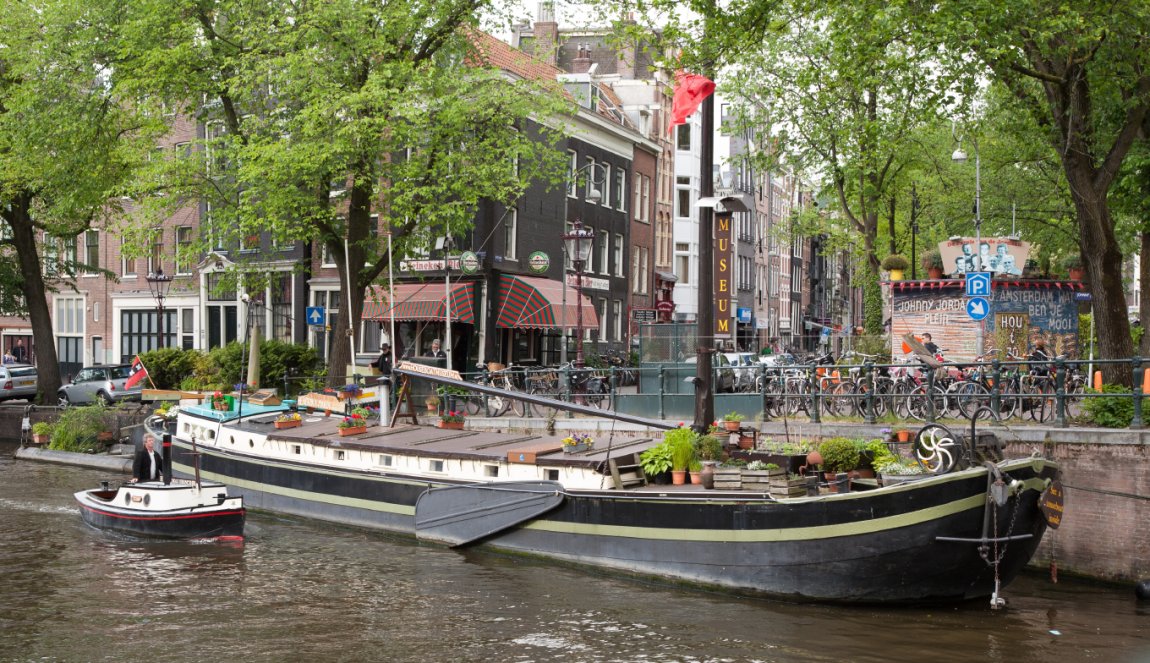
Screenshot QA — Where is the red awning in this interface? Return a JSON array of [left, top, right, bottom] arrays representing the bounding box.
[[495, 274, 599, 330], [362, 283, 476, 323]]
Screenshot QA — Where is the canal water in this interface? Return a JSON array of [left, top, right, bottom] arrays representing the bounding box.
[[1, 448, 1148, 663]]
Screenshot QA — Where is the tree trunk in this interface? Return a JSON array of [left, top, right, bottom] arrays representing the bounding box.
[[1141, 232, 1150, 357], [1064, 166, 1133, 385], [7, 194, 62, 403], [324, 173, 374, 388]]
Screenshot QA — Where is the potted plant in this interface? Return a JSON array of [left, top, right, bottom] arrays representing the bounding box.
[[561, 433, 594, 453], [425, 393, 440, 414], [275, 412, 302, 429], [817, 437, 861, 491], [337, 412, 367, 436], [695, 431, 724, 489], [921, 249, 945, 279], [664, 427, 697, 485], [688, 459, 704, 485], [233, 382, 251, 396], [439, 410, 466, 430], [31, 421, 53, 445], [339, 383, 362, 401], [209, 390, 231, 411], [881, 254, 910, 280], [713, 458, 746, 489], [875, 456, 928, 486], [1061, 254, 1084, 280], [721, 410, 744, 432], [639, 441, 674, 484]]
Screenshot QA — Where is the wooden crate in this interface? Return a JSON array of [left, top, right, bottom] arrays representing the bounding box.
[[712, 468, 741, 490]]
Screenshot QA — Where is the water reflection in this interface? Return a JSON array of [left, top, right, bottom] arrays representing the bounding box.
[[0, 450, 1148, 662]]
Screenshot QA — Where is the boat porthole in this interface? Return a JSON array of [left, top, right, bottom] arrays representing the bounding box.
[[249, 439, 254, 448], [143, 494, 150, 506], [124, 492, 131, 505], [229, 436, 235, 445]]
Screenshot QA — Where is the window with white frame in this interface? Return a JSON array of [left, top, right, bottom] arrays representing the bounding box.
[[613, 168, 626, 211], [599, 298, 608, 340], [584, 157, 597, 201], [640, 247, 649, 294], [598, 230, 609, 275], [567, 151, 578, 197], [641, 175, 651, 222], [503, 208, 517, 260], [613, 234, 623, 276], [632, 250, 641, 294], [676, 176, 691, 218], [675, 242, 690, 285], [599, 163, 611, 206], [612, 300, 622, 341], [676, 124, 691, 151]]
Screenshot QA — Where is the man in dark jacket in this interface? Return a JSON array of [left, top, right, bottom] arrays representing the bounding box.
[[131, 436, 163, 483], [374, 343, 392, 382]]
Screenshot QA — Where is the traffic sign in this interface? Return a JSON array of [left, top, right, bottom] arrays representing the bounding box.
[[306, 306, 326, 326], [966, 297, 990, 321], [965, 271, 991, 297]]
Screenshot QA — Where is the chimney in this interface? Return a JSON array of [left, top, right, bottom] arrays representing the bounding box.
[[533, 1, 558, 66], [572, 43, 592, 74]]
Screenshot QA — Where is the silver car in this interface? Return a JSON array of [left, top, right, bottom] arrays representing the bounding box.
[[58, 364, 143, 405], [0, 363, 38, 402]]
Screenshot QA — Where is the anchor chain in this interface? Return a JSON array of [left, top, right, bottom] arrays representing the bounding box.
[[984, 468, 1021, 610]]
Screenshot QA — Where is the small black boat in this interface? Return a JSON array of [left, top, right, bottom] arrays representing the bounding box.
[[75, 479, 245, 541]]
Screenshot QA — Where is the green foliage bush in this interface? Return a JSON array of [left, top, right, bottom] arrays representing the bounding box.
[[48, 403, 109, 453], [818, 436, 861, 474], [663, 427, 698, 470], [1082, 385, 1140, 428], [179, 340, 324, 394], [639, 442, 673, 476], [696, 434, 724, 461], [139, 347, 200, 390]]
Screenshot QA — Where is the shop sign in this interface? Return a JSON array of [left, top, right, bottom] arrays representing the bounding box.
[[458, 251, 480, 275], [714, 211, 733, 338], [632, 308, 657, 322], [527, 251, 550, 274]]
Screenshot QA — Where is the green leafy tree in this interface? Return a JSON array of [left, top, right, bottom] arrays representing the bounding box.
[[116, 0, 571, 385], [923, 0, 1150, 379], [0, 1, 162, 402]]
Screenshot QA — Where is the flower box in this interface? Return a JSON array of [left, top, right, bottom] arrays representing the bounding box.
[[338, 425, 366, 436], [563, 442, 591, 454], [274, 419, 301, 429], [438, 421, 464, 430]]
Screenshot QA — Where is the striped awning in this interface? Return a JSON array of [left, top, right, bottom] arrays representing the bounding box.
[[496, 274, 599, 330], [361, 282, 476, 324]]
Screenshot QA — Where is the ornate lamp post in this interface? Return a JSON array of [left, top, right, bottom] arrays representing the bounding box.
[[562, 220, 595, 368], [145, 268, 173, 350]]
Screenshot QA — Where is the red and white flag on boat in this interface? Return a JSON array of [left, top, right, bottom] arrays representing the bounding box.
[[667, 70, 715, 133], [125, 355, 149, 389]]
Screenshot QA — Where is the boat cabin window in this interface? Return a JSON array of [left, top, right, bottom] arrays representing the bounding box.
[[229, 436, 235, 445], [206, 429, 215, 440], [429, 460, 445, 473], [380, 454, 393, 467], [292, 445, 302, 455], [546, 469, 559, 481], [484, 465, 499, 478], [335, 450, 346, 461]]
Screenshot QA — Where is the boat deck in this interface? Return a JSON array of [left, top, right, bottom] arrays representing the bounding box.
[[226, 408, 661, 468]]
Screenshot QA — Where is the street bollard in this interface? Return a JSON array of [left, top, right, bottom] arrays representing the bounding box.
[[990, 359, 1001, 417], [1055, 357, 1068, 428], [809, 366, 822, 424], [863, 361, 876, 425], [926, 365, 937, 422]]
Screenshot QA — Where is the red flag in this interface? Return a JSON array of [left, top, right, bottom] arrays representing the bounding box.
[[667, 70, 715, 133], [125, 355, 149, 389]]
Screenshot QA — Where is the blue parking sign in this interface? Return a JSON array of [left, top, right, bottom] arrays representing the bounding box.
[[965, 272, 991, 297]]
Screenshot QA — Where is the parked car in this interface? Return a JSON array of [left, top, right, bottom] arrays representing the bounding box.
[[0, 363, 38, 402], [685, 354, 736, 393], [57, 364, 142, 405]]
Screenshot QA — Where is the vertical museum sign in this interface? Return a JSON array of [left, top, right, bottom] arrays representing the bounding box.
[[714, 211, 733, 339]]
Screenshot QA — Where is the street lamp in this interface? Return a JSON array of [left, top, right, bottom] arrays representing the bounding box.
[[562, 220, 595, 368], [560, 164, 604, 366], [952, 136, 985, 356], [145, 267, 173, 350]]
